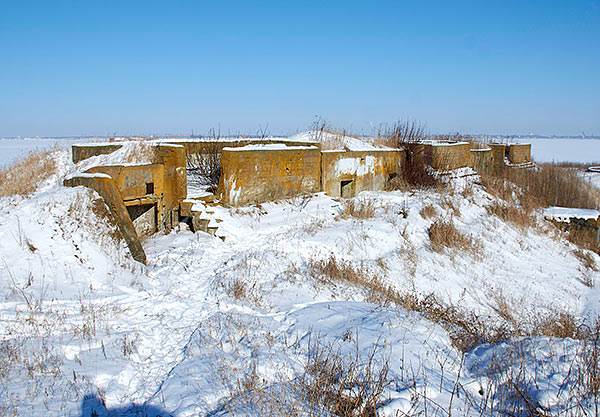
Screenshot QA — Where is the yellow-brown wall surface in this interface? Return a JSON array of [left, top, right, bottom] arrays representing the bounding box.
[[469, 149, 493, 171], [321, 150, 402, 197], [219, 147, 321, 206], [72, 144, 124, 164], [86, 164, 165, 202], [428, 143, 471, 170], [508, 144, 531, 164], [166, 139, 321, 165]]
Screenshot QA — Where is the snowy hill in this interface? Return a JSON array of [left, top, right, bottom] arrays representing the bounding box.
[[1, 148, 599, 416]]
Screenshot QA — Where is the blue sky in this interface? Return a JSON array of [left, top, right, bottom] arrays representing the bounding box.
[[1, 1, 598, 137]]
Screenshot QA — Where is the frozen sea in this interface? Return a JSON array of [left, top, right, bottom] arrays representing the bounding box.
[[1, 136, 600, 166]]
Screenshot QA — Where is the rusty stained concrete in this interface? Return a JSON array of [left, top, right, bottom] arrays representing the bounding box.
[[321, 150, 402, 198], [219, 146, 321, 206]]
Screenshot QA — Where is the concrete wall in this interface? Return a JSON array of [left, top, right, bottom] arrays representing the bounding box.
[[219, 146, 321, 206], [64, 174, 147, 265], [321, 150, 402, 197], [83, 144, 187, 232], [426, 142, 471, 170], [489, 144, 506, 169], [508, 144, 531, 164], [469, 148, 493, 171], [167, 139, 320, 162], [72, 144, 124, 164]]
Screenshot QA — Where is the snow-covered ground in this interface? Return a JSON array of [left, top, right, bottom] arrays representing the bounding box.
[[1, 146, 600, 416]]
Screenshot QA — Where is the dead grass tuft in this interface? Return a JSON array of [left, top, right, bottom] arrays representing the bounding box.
[[420, 204, 437, 219], [428, 219, 482, 255], [339, 199, 376, 220], [0, 146, 59, 197], [574, 249, 599, 272], [487, 201, 536, 229]]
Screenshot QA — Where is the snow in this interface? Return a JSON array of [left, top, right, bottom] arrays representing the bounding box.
[[223, 144, 318, 151], [290, 130, 383, 151], [543, 206, 600, 222], [335, 155, 376, 176], [1, 147, 600, 416], [509, 137, 600, 163]]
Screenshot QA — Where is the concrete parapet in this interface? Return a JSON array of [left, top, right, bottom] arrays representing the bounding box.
[[64, 174, 147, 265], [425, 142, 471, 170], [72, 144, 124, 164], [469, 148, 493, 172], [489, 144, 506, 169], [321, 149, 402, 197], [219, 145, 321, 206], [508, 144, 531, 165]]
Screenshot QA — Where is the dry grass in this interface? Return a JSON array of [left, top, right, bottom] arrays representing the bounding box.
[[481, 163, 599, 211], [486, 201, 536, 229], [308, 255, 400, 306], [574, 249, 598, 272], [420, 204, 437, 219], [339, 199, 376, 220], [428, 219, 482, 255], [0, 146, 58, 197], [299, 338, 389, 417], [224, 335, 390, 417]]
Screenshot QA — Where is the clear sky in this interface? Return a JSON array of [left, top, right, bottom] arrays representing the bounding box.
[[1, 1, 599, 137]]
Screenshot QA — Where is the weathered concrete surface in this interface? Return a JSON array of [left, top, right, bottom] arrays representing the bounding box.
[[426, 142, 471, 170], [219, 146, 321, 206], [64, 175, 147, 265], [489, 144, 506, 169], [72, 144, 124, 164], [508, 144, 531, 164], [84, 144, 187, 233], [469, 148, 493, 172], [86, 164, 164, 232], [154, 145, 187, 230], [167, 139, 321, 165], [321, 150, 402, 198]]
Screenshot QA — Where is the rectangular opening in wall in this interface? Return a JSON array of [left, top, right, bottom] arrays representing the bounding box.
[[127, 203, 157, 239], [341, 179, 355, 198], [145, 182, 154, 195]]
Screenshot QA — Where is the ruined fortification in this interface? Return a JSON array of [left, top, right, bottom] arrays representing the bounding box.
[[65, 135, 532, 264]]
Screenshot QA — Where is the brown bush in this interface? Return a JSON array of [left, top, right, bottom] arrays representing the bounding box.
[[420, 204, 437, 219], [339, 199, 376, 220], [487, 201, 536, 229], [0, 146, 58, 197], [377, 121, 440, 190], [187, 128, 222, 193], [428, 219, 481, 254]]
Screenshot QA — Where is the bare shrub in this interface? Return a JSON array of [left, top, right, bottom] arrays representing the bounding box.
[[339, 199, 376, 220], [0, 146, 58, 197], [378, 121, 440, 190], [420, 204, 437, 219], [188, 129, 222, 193], [428, 219, 481, 255]]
